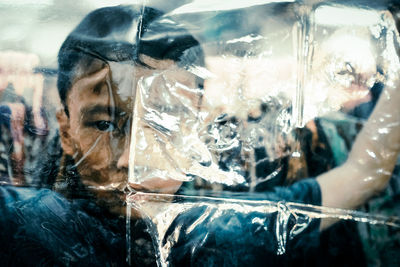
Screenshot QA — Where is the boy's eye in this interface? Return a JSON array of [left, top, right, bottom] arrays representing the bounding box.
[[94, 120, 117, 132]]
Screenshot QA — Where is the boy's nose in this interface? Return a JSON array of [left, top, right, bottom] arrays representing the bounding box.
[[117, 139, 130, 169]]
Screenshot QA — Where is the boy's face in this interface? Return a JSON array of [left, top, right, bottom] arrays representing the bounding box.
[[58, 55, 201, 194]]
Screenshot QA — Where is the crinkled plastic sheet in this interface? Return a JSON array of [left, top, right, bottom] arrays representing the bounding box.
[[128, 191, 400, 266], [0, 0, 400, 266]]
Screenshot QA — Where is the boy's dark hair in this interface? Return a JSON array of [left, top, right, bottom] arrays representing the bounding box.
[[58, 5, 204, 109]]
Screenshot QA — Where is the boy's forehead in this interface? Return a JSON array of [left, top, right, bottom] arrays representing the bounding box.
[[108, 56, 179, 99], [68, 55, 200, 111]]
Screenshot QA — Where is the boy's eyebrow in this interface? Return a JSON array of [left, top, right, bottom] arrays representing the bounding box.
[[80, 104, 126, 117]]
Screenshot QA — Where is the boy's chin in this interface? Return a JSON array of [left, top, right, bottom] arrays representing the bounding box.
[[128, 178, 183, 194], [82, 177, 129, 192]]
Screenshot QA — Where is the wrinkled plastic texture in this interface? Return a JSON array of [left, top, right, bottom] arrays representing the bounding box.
[[1, 0, 400, 266]]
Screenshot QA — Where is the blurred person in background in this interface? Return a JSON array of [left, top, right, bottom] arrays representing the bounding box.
[[0, 51, 48, 185]]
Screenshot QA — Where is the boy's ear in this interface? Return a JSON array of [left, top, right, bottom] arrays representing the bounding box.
[[56, 109, 74, 156]]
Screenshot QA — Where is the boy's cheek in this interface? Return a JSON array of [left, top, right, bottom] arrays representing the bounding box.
[[73, 133, 114, 170], [88, 141, 114, 170]]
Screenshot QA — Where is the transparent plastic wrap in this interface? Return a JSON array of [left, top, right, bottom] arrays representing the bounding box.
[[0, 0, 400, 266]]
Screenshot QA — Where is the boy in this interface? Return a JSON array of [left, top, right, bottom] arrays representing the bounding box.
[[1, 5, 399, 266]]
